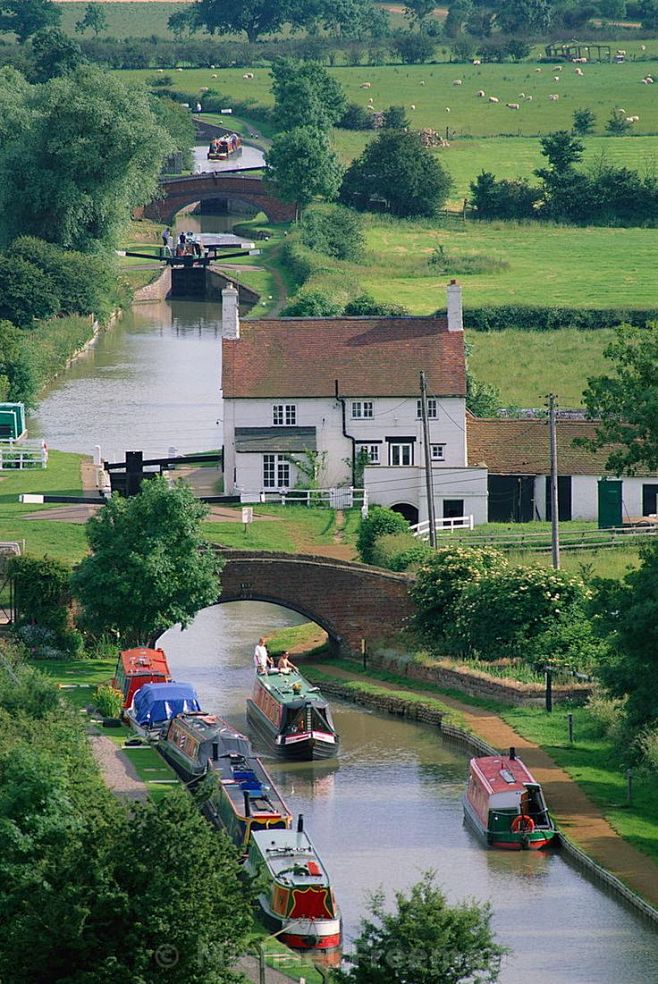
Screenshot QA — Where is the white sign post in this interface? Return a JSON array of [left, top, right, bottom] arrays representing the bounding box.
[[242, 506, 253, 534]]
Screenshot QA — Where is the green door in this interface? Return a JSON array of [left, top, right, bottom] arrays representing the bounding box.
[[598, 479, 622, 528]]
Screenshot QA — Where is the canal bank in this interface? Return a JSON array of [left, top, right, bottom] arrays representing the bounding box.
[[298, 658, 658, 918]]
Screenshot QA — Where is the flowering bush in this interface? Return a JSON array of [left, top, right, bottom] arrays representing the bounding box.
[[94, 684, 123, 720]]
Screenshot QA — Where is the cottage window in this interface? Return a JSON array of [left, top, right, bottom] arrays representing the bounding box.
[[358, 444, 380, 464], [389, 442, 413, 467], [352, 401, 374, 419], [431, 444, 445, 462], [417, 398, 438, 419], [263, 454, 290, 488], [273, 404, 296, 426]]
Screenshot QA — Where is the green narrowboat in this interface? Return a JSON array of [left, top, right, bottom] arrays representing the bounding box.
[[246, 668, 339, 760]]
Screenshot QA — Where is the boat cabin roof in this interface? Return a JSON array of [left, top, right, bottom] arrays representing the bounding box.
[[469, 755, 538, 796], [251, 829, 329, 886], [172, 711, 241, 744], [258, 669, 327, 706], [119, 647, 170, 678]]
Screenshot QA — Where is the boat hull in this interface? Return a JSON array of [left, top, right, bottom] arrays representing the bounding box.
[[463, 794, 556, 850], [246, 699, 338, 760], [157, 742, 206, 786], [256, 894, 341, 965]]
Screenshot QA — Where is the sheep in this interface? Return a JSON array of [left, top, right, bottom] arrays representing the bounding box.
[[419, 81, 425, 86], [575, 68, 584, 76], [553, 65, 562, 71], [641, 44, 647, 51], [488, 96, 499, 103], [452, 79, 463, 86], [553, 76, 561, 82], [548, 94, 559, 101], [519, 92, 526, 98], [157, 69, 164, 73], [410, 104, 416, 110], [368, 97, 374, 103], [506, 103, 520, 110], [630, 115, 640, 122], [242, 72, 254, 80], [445, 107, 451, 112], [199, 87, 209, 92], [476, 89, 486, 97], [625, 117, 635, 123], [360, 82, 372, 89], [525, 94, 533, 101], [473, 59, 481, 65], [211, 74, 218, 79], [535, 67, 542, 72], [644, 76, 655, 84]]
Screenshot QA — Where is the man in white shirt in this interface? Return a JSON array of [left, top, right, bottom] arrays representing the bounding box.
[[254, 638, 271, 674]]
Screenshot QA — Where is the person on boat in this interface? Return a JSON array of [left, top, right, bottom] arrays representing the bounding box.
[[254, 638, 272, 674], [277, 652, 297, 674]]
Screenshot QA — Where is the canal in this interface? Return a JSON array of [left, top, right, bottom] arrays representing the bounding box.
[[28, 190, 658, 982]]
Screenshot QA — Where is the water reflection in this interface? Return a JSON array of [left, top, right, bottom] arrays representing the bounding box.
[[162, 603, 658, 983]]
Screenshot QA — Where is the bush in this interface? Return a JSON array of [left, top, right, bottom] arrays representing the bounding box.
[[280, 286, 346, 317], [94, 683, 124, 719], [526, 609, 606, 672], [8, 555, 72, 636], [458, 305, 658, 332], [0, 255, 60, 327], [391, 33, 436, 64], [382, 104, 409, 129], [637, 726, 658, 772], [299, 204, 365, 261], [370, 531, 431, 571], [344, 293, 410, 316], [587, 691, 627, 741], [411, 546, 507, 649], [357, 507, 410, 564], [338, 102, 375, 130], [11, 237, 117, 319], [280, 239, 326, 287]]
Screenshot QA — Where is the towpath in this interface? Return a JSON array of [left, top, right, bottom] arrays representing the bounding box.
[[89, 733, 148, 802], [310, 662, 658, 908]]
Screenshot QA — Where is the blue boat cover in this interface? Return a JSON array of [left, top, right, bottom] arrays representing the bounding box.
[[131, 682, 201, 725]]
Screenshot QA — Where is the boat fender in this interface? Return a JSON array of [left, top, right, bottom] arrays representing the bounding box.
[[511, 815, 535, 834]]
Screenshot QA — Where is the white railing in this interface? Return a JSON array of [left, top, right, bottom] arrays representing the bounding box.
[[241, 487, 368, 512], [0, 442, 48, 470], [411, 515, 474, 539]]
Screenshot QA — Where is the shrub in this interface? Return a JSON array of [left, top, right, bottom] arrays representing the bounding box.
[[280, 287, 346, 317], [391, 33, 436, 64], [458, 306, 658, 333], [94, 683, 124, 719], [357, 507, 410, 564], [526, 609, 606, 672], [299, 204, 365, 261], [605, 109, 632, 135], [11, 237, 117, 319], [0, 255, 60, 327], [338, 102, 375, 130], [382, 104, 409, 129], [572, 107, 596, 135], [370, 531, 431, 571], [344, 293, 410, 316], [8, 555, 72, 636], [587, 691, 627, 741], [637, 726, 658, 772], [280, 239, 326, 287]]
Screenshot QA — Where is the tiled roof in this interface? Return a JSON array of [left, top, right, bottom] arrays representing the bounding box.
[[467, 417, 649, 476], [222, 317, 464, 398], [235, 426, 317, 453]]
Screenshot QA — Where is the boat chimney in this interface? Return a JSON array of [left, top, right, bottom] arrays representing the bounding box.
[[212, 741, 219, 762], [297, 813, 304, 833], [222, 282, 240, 339], [446, 279, 463, 333], [509, 746, 516, 760], [243, 791, 251, 817]]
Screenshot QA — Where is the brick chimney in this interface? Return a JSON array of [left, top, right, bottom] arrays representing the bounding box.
[[222, 282, 240, 339], [446, 279, 463, 332]]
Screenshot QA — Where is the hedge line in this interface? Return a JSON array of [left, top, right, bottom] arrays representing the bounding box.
[[454, 305, 658, 332]]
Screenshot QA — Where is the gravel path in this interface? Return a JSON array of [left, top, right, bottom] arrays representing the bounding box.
[[89, 734, 148, 802]]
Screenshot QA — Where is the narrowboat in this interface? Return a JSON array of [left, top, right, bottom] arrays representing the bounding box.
[[112, 647, 171, 709], [159, 712, 292, 850], [246, 669, 338, 760], [124, 681, 201, 739], [463, 748, 557, 850], [207, 133, 242, 160], [245, 822, 341, 962]]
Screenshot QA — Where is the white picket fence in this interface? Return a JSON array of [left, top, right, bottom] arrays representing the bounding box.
[[242, 487, 368, 512], [0, 442, 48, 470], [411, 515, 475, 540]]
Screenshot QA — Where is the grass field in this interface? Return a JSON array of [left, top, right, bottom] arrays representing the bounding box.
[[58, 1, 190, 38]]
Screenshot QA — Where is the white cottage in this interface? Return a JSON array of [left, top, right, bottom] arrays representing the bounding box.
[[221, 282, 488, 525]]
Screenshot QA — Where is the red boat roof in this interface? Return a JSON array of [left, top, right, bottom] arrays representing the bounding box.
[[469, 755, 537, 795], [119, 647, 170, 677]]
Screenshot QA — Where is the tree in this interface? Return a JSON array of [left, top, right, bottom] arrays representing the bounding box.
[[0, 0, 60, 44], [0, 66, 173, 251], [74, 3, 107, 37], [266, 126, 343, 209], [404, 0, 438, 28], [30, 27, 84, 82], [335, 871, 507, 984], [572, 107, 596, 135], [299, 204, 365, 260], [605, 108, 632, 135], [338, 102, 374, 130], [271, 58, 347, 132], [580, 324, 658, 475], [391, 32, 436, 62], [469, 171, 541, 220], [181, 0, 293, 42], [340, 130, 453, 218], [71, 476, 222, 645], [536, 130, 584, 178], [0, 255, 60, 326], [496, 0, 553, 35], [382, 104, 409, 129]]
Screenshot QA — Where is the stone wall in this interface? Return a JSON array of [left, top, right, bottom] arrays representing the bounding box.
[[133, 266, 171, 303]]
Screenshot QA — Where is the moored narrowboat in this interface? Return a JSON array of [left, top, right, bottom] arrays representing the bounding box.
[[245, 822, 341, 962], [463, 748, 557, 850], [112, 647, 171, 709], [125, 681, 201, 739], [158, 712, 292, 849], [246, 669, 338, 760]]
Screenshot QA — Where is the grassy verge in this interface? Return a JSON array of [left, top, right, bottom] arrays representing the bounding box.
[[264, 622, 329, 658], [204, 504, 359, 554]]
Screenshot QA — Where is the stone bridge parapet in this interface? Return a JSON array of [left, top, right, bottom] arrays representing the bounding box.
[[142, 173, 297, 224]]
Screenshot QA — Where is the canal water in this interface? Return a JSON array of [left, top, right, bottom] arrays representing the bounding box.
[[161, 603, 658, 984], [28, 193, 658, 981]]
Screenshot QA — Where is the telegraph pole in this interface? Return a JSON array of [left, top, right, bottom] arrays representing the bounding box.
[[547, 393, 560, 570], [420, 370, 437, 548]]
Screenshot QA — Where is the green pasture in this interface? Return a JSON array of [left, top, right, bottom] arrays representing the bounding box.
[[357, 215, 657, 311], [123, 61, 658, 137], [58, 2, 191, 38]]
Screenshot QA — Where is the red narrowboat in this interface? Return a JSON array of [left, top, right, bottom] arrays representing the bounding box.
[[112, 647, 172, 709], [463, 748, 557, 850]]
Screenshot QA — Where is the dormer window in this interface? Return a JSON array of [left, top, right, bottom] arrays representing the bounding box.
[[352, 401, 374, 419], [417, 398, 438, 419], [273, 404, 296, 426]]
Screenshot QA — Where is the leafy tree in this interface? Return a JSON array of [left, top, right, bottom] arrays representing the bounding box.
[[344, 293, 410, 315], [338, 102, 375, 130], [469, 171, 541, 220], [580, 324, 658, 475], [0, 66, 173, 251], [7, 555, 71, 635], [71, 476, 222, 646], [0, 0, 60, 44], [335, 871, 507, 984], [444, 0, 473, 38], [30, 27, 84, 83], [605, 108, 632, 134], [391, 31, 436, 62], [496, 0, 553, 34], [271, 58, 347, 132], [281, 287, 346, 317], [357, 506, 409, 563], [572, 107, 596, 135], [266, 126, 343, 209], [180, 0, 293, 42], [536, 130, 584, 178], [405, 0, 439, 27], [318, 0, 384, 37], [74, 3, 107, 37], [639, 0, 658, 29], [0, 255, 60, 326], [382, 104, 409, 129], [340, 130, 452, 218], [599, 0, 626, 18], [0, 320, 35, 404], [11, 236, 116, 317], [299, 204, 365, 260]]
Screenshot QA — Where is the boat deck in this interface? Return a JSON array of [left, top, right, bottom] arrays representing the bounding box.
[[257, 669, 326, 704], [252, 830, 329, 887]]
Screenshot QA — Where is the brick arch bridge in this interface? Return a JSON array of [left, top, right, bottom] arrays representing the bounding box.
[[141, 173, 297, 225], [212, 550, 416, 658]]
